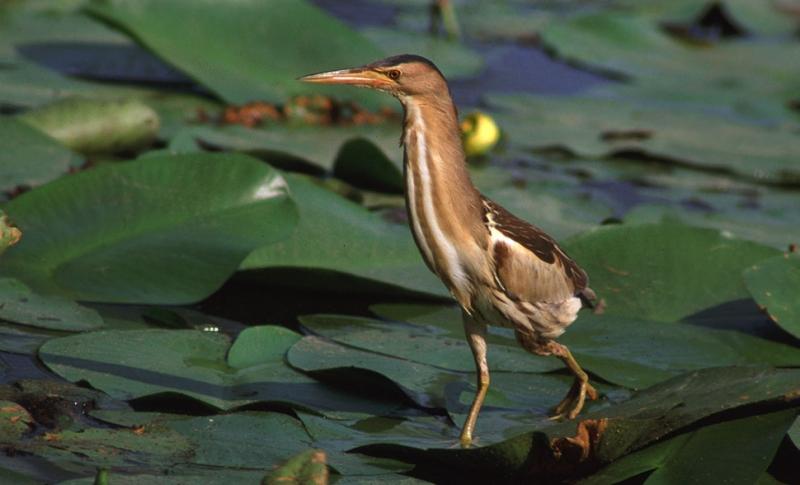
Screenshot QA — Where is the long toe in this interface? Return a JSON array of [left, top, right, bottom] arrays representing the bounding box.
[[553, 394, 574, 416], [566, 381, 593, 419], [553, 379, 581, 415], [586, 382, 599, 401]]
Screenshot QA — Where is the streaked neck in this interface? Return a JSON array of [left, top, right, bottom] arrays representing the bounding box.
[[400, 94, 483, 302]]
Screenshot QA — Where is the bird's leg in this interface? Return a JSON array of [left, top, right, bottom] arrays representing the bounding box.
[[460, 314, 489, 448], [548, 342, 598, 419]]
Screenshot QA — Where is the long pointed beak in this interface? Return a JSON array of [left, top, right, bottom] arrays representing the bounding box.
[[298, 67, 389, 89]]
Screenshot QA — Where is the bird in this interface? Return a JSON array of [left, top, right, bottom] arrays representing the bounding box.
[[300, 54, 598, 447]]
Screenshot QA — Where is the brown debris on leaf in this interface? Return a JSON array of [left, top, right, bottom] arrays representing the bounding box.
[[213, 95, 397, 128], [0, 211, 22, 256], [263, 449, 329, 485], [551, 418, 609, 463], [223, 101, 282, 127]]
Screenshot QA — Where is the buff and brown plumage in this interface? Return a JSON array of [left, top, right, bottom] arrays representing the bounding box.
[[301, 54, 597, 447]]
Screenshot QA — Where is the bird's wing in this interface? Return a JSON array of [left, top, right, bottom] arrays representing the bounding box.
[[481, 197, 590, 304]]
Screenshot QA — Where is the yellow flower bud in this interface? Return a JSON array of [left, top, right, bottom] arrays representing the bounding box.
[[461, 111, 500, 157]]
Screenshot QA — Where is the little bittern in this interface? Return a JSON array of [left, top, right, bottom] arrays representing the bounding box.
[[301, 55, 598, 447]]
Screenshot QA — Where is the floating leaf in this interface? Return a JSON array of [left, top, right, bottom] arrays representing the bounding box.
[[564, 221, 779, 322], [624, 204, 800, 251], [333, 137, 403, 193], [0, 116, 83, 194], [642, 410, 795, 485], [1, 153, 297, 304], [790, 417, 800, 450], [562, 313, 800, 388], [581, 409, 797, 484], [488, 92, 800, 184], [0, 278, 103, 331], [287, 334, 604, 444], [184, 124, 402, 180], [86, 0, 387, 107], [539, 11, 800, 118], [241, 173, 446, 298], [622, 0, 800, 37], [743, 254, 800, 340], [370, 302, 800, 389], [299, 314, 561, 373], [0, 61, 152, 109], [39, 327, 394, 415], [358, 366, 800, 481]]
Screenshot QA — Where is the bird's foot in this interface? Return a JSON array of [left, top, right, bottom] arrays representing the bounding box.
[[549, 378, 598, 420], [458, 431, 477, 449]]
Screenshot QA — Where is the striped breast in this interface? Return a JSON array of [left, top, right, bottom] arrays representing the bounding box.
[[401, 101, 473, 305]]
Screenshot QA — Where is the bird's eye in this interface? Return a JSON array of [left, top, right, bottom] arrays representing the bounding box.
[[388, 69, 401, 80]]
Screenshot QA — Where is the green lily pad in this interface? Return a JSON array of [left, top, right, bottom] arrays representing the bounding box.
[[743, 254, 800, 340], [60, 470, 267, 485], [0, 277, 103, 331], [297, 410, 455, 453], [0, 3, 132, 63], [622, 0, 800, 37], [0, 321, 60, 354], [539, 11, 800, 118], [288, 334, 459, 410], [0, 61, 153, 109], [562, 313, 800, 388], [333, 137, 404, 193], [371, 302, 800, 389], [172, 412, 410, 477], [299, 314, 561, 373], [91, 410, 413, 479], [287, 334, 604, 443], [241, 173, 446, 298], [488, 92, 800, 184], [430, 3, 555, 41], [86, 0, 387, 107], [39, 327, 394, 415], [359, 366, 800, 480], [183, 123, 402, 181], [581, 409, 797, 485], [0, 116, 83, 194], [624, 203, 800, 251], [8, 420, 194, 473], [564, 221, 779, 322], [1, 153, 297, 304], [790, 417, 800, 450], [642, 409, 795, 485]]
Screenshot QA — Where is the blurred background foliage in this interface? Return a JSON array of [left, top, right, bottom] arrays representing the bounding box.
[[0, 0, 799, 483]]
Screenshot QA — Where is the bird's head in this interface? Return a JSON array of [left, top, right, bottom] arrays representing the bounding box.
[[299, 54, 447, 100]]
